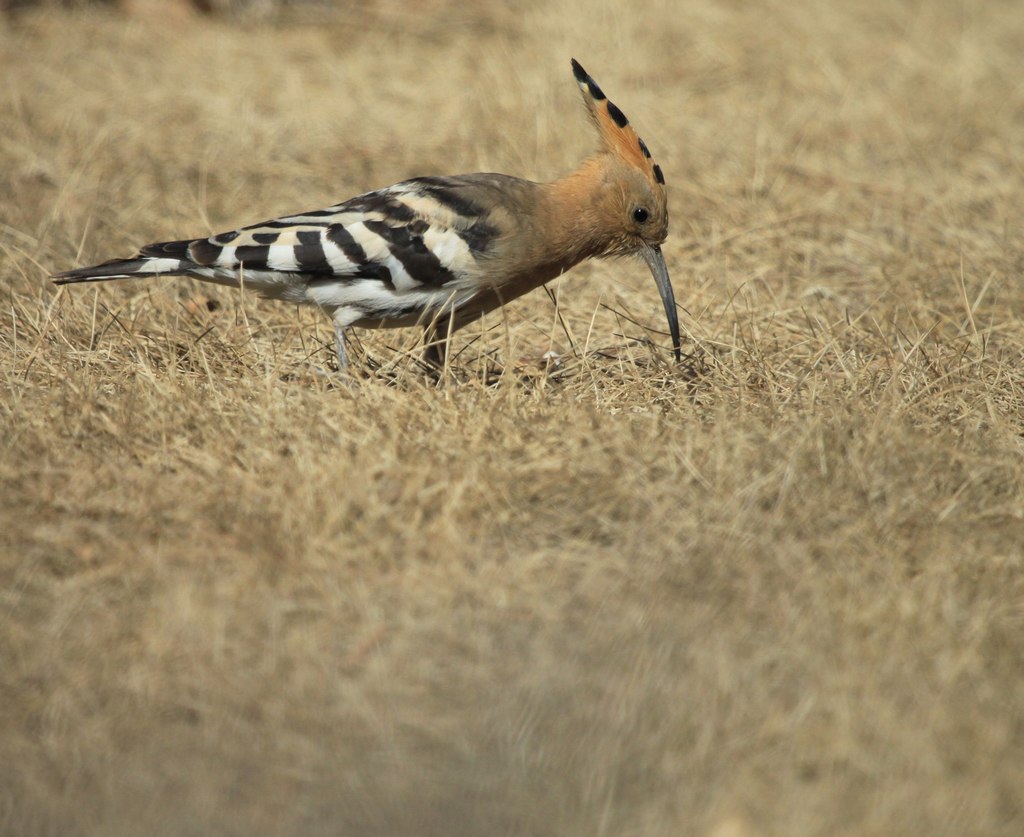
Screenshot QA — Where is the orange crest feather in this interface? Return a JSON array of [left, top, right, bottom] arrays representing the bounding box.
[[570, 59, 665, 188]]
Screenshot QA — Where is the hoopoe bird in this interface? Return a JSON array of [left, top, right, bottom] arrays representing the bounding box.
[[54, 59, 680, 370]]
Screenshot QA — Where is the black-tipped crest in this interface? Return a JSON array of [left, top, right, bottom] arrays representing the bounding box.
[[570, 59, 667, 191], [606, 101, 629, 128], [571, 58, 606, 100]]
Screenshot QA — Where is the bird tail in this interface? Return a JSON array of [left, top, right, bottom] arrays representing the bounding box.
[[52, 240, 197, 285]]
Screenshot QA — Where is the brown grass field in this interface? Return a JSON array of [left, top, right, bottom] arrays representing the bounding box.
[[2, 1, 1024, 834]]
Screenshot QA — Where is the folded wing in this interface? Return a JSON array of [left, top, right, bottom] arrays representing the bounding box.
[[53, 176, 507, 303]]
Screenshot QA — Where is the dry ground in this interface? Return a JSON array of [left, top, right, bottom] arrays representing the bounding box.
[[2, 1, 1024, 834]]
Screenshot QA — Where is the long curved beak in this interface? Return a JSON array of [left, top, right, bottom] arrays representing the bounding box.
[[640, 243, 681, 362]]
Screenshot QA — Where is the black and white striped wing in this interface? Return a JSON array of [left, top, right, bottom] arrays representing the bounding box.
[[55, 176, 506, 327], [193, 181, 494, 281]]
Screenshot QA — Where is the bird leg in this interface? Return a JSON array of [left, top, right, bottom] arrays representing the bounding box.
[[334, 322, 349, 370], [422, 328, 447, 369]]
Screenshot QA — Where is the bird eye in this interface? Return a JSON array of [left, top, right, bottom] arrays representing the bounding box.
[[632, 207, 649, 224]]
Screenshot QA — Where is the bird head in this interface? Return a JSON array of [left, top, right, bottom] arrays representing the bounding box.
[[570, 58, 679, 361]]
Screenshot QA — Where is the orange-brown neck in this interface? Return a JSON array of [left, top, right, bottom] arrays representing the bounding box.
[[475, 156, 634, 308], [539, 155, 626, 269]]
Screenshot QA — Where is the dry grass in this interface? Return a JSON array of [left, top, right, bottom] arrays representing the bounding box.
[[3, 1, 1024, 834]]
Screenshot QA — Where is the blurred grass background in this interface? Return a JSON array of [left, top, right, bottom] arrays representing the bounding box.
[[2, 1, 1023, 834]]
